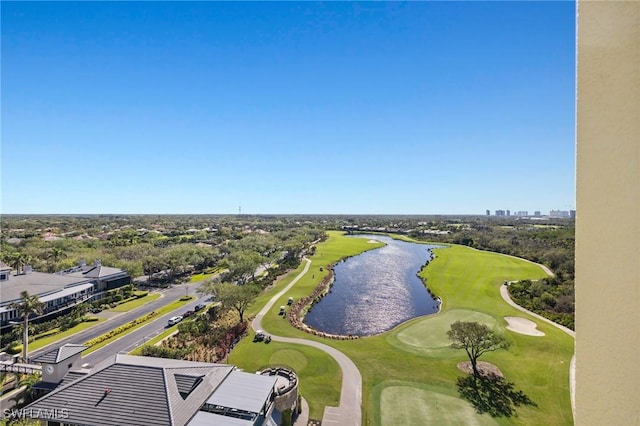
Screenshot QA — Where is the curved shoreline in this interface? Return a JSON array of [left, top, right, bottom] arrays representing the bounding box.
[[252, 258, 362, 426]]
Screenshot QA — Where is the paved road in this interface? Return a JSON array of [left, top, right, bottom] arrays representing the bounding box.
[[29, 281, 206, 362], [252, 258, 362, 426], [82, 292, 210, 366]]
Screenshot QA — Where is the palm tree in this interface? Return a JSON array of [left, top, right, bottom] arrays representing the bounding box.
[[9, 291, 44, 363], [9, 252, 30, 275], [47, 247, 66, 270], [10, 373, 41, 407]]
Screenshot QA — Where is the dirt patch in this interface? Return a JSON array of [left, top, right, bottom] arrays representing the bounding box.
[[457, 361, 504, 378]]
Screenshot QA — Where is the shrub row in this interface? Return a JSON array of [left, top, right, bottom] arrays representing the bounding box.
[[84, 311, 159, 348]]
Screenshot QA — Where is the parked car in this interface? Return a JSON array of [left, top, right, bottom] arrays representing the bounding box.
[[167, 316, 183, 326], [182, 310, 195, 318], [194, 303, 206, 312]]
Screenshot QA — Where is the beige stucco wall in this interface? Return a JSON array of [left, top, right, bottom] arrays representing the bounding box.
[[576, 1, 639, 424]]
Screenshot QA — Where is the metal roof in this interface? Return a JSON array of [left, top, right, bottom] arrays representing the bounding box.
[[206, 371, 277, 414], [39, 283, 94, 302]]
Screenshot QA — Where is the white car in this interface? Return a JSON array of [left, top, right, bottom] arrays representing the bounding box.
[[168, 316, 183, 326]]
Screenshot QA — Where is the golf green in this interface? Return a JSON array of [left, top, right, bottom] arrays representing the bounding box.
[[389, 309, 499, 357]]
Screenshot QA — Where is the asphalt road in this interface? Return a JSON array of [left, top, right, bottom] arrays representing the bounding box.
[[29, 281, 208, 363], [82, 291, 210, 366]]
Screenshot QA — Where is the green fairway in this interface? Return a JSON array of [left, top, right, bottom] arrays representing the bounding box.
[[229, 231, 574, 425], [228, 334, 341, 420], [377, 382, 498, 426]]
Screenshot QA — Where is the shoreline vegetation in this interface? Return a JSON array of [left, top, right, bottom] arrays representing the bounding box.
[[232, 230, 574, 425]]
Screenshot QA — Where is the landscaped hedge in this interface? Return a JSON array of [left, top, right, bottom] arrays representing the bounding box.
[[84, 311, 159, 348]]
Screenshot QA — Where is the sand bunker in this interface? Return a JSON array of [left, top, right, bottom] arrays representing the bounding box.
[[504, 316, 545, 336]]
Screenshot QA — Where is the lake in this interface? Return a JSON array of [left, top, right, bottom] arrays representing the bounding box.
[[303, 235, 441, 336]]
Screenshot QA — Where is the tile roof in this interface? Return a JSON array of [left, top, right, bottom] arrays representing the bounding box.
[[66, 265, 127, 279], [31, 344, 87, 364], [25, 354, 234, 426]]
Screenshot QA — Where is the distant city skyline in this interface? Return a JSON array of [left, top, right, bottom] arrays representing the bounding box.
[[1, 2, 576, 214]]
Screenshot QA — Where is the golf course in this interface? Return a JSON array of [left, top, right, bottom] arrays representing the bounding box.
[[229, 231, 574, 425]]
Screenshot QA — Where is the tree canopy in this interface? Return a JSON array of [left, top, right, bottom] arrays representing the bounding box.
[[202, 283, 260, 323], [447, 321, 510, 378]]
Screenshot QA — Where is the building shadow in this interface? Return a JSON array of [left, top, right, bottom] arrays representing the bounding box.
[[456, 374, 536, 417]]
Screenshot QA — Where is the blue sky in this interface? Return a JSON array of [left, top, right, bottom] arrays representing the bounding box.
[[1, 1, 576, 215]]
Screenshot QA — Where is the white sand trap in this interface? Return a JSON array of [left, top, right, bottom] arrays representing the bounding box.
[[504, 316, 545, 336], [368, 239, 379, 243]]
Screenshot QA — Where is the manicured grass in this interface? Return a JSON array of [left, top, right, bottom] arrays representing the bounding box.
[[29, 318, 106, 351], [230, 231, 574, 425], [229, 331, 341, 420], [109, 293, 162, 312], [83, 296, 195, 355], [128, 326, 178, 355], [388, 309, 498, 357], [189, 268, 224, 283], [375, 381, 498, 426]]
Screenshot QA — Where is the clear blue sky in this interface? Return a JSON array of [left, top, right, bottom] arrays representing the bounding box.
[[1, 1, 576, 215]]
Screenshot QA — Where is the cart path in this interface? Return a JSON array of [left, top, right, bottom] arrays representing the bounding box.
[[252, 258, 362, 426], [501, 280, 575, 422]]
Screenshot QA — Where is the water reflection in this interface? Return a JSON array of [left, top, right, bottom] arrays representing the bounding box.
[[303, 235, 441, 336]]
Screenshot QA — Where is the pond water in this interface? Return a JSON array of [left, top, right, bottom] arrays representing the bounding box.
[[303, 235, 441, 336]]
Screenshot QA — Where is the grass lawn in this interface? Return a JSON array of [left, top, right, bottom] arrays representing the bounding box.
[[128, 326, 178, 355], [229, 231, 574, 425], [83, 296, 195, 355], [229, 331, 341, 420], [189, 267, 224, 283], [29, 318, 106, 352], [108, 293, 162, 312]]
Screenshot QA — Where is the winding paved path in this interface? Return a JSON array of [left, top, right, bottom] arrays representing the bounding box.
[[500, 268, 576, 423], [252, 258, 362, 426]]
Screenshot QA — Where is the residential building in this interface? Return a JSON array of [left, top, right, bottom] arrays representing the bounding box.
[[0, 260, 130, 330]]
